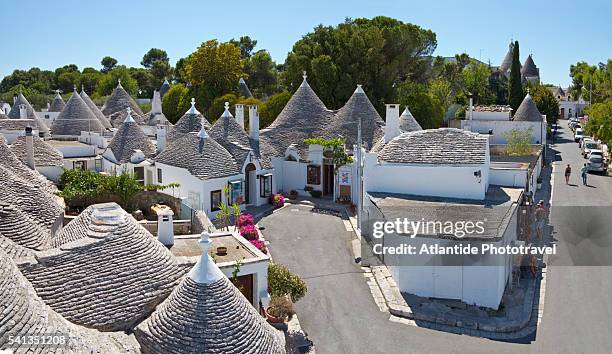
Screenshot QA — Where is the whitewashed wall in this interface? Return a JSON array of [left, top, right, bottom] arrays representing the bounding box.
[[472, 111, 511, 121], [364, 154, 489, 200], [461, 120, 546, 145], [384, 205, 518, 309], [489, 165, 528, 188]]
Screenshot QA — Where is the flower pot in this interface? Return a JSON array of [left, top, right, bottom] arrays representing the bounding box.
[[288, 191, 298, 200], [265, 307, 286, 323]]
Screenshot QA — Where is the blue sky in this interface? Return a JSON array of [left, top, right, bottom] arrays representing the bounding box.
[[2, 0, 610, 87]]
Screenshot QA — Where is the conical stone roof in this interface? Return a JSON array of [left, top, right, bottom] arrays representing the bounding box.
[[331, 85, 385, 149], [48, 92, 65, 112], [238, 77, 253, 98], [156, 129, 240, 181], [0, 201, 51, 250], [399, 107, 423, 132], [210, 103, 253, 165], [0, 165, 64, 231], [521, 54, 539, 77], [167, 99, 212, 143], [107, 110, 156, 163], [134, 232, 285, 354], [11, 134, 64, 167], [159, 79, 171, 98], [102, 81, 145, 126], [0, 136, 56, 192], [51, 89, 106, 136], [0, 248, 136, 353], [513, 93, 543, 122], [81, 88, 113, 129], [19, 202, 184, 332], [499, 42, 514, 73], [8, 92, 49, 132]]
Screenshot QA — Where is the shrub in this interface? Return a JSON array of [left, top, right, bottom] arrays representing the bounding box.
[[303, 185, 314, 192], [268, 263, 307, 303], [267, 295, 295, 319]]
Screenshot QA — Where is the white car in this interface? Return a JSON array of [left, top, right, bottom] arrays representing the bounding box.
[[583, 141, 600, 157], [574, 128, 584, 142], [587, 154, 608, 174]]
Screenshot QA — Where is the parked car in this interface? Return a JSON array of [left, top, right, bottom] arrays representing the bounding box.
[[588, 149, 603, 159], [587, 154, 608, 174], [574, 128, 584, 142], [582, 140, 600, 157]]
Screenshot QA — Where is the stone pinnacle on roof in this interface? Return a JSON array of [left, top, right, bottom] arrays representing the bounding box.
[[124, 107, 136, 123], [197, 120, 209, 139], [188, 232, 225, 284], [355, 84, 365, 94], [221, 101, 233, 118], [300, 70, 309, 87], [189, 97, 200, 114]]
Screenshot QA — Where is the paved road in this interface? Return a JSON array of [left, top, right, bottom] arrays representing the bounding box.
[[260, 121, 612, 353], [533, 120, 612, 353]]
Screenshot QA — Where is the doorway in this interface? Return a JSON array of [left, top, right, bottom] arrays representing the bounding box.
[[322, 164, 334, 196], [234, 274, 254, 304], [244, 163, 256, 204]]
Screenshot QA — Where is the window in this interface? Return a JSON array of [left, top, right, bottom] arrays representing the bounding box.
[[157, 168, 163, 184], [307, 165, 321, 185], [73, 160, 87, 170], [211, 190, 222, 211], [94, 158, 102, 172], [134, 167, 145, 185], [260, 174, 273, 197], [229, 180, 244, 204]]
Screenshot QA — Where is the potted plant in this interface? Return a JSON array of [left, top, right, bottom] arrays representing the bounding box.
[[268, 263, 307, 302], [240, 224, 259, 241], [309, 190, 322, 198], [303, 185, 314, 192], [265, 296, 295, 323], [288, 190, 298, 200], [236, 213, 254, 229], [270, 193, 285, 207]]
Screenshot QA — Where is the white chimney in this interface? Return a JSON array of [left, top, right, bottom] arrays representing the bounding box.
[[235, 104, 245, 128], [468, 95, 474, 120], [25, 127, 35, 169], [248, 105, 259, 142], [384, 104, 400, 142], [156, 125, 168, 152], [152, 204, 175, 246], [19, 104, 27, 119]]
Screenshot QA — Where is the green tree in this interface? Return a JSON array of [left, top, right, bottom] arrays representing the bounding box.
[[129, 67, 155, 98], [244, 50, 278, 97], [141, 48, 169, 68], [508, 41, 523, 112], [79, 67, 103, 94], [141, 48, 172, 85], [284, 16, 437, 112], [584, 102, 612, 146], [529, 84, 559, 125], [186, 40, 245, 105], [101, 56, 118, 73], [460, 62, 494, 105], [259, 91, 291, 128], [162, 84, 191, 123], [229, 36, 258, 59], [268, 263, 307, 303], [96, 66, 138, 96], [396, 82, 444, 129]]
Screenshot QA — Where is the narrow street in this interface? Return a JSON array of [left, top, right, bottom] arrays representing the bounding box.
[[533, 120, 612, 353], [259, 120, 612, 353]]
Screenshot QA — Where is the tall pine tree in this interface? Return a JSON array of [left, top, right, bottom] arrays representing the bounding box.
[[508, 41, 524, 113]]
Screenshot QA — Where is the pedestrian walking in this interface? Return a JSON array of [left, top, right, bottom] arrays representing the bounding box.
[[581, 163, 588, 186], [564, 164, 571, 184], [535, 200, 546, 242]]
